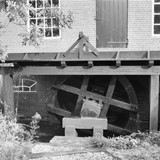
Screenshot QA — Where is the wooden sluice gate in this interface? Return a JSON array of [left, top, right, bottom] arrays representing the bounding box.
[[1, 32, 160, 135]]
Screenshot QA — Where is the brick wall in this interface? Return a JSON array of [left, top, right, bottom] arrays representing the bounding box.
[[1, 0, 160, 52], [99, 0, 160, 51], [14, 75, 57, 120], [1, 0, 96, 53], [127, 0, 160, 51]]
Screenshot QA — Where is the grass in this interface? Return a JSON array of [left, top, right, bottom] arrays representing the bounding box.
[[90, 131, 160, 159]]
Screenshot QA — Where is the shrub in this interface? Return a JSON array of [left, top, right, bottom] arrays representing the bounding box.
[[0, 111, 41, 160], [90, 131, 160, 150]]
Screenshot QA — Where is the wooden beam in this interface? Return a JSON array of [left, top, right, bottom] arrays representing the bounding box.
[[47, 104, 72, 117], [3, 74, 14, 118], [63, 39, 80, 57], [100, 76, 117, 117], [60, 61, 66, 68], [53, 84, 135, 111], [74, 76, 89, 116], [12, 66, 160, 75], [149, 75, 159, 131], [88, 61, 93, 68], [78, 39, 84, 59], [63, 117, 107, 129], [147, 51, 154, 67], [115, 51, 121, 67]]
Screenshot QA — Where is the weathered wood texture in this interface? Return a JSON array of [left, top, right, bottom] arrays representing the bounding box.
[[52, 83, 136, 112], [47, 104, 72, 117], [29, 148, 103, 159], [63, 117, 107, 137], [149, 75, 159, 131], [63, 117, 107, 129], [3, 74, 14, 118], [96, 0, 128, 48], [13, 66, 160, 76], [100, 76, 117, 117], [74, 76, 90, 116], [50, 75, 138, 134]]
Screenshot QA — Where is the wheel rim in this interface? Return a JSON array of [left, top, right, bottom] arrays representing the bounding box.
[[50, 75, 139, 135]]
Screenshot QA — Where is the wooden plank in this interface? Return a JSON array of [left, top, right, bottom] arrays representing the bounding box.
[[52, 84, 113, 104], [96, 0, 128, 48], [109, 98, 137, 112], [149, 75, 159, 131], [6, 51, 160, 61], [29, 148, 104, 159], [65, 126, 77, 137], [100, 76, 117, 117], [13, 66, 160, 75], [63, 117, 107, 129], [108, 124, 131, 135], [63, 39, 80, 57], [3, 74, 14, 118], [50, 136, 94, 147], [52, 84, 138, 112], [93, 127, 103, 137], [74, 76, 90, 116], [47, 104, 72, 117], [83, 38, 99, 56], [78, 39, 84, 59]]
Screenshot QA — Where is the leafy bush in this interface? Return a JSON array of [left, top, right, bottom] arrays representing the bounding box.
[[91, 135, 140, 150], [131, 131, 160, 147], [0, 111, 41, 160], [90, 131, 160, 150]]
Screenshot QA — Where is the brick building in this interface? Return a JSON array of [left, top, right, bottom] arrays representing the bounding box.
[[0, 0, 160, 134]]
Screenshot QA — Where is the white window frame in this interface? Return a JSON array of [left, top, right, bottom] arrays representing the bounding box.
[[14, 78, 37, 93], [152, 0, 160, 36], [27, 0, 61, 39]]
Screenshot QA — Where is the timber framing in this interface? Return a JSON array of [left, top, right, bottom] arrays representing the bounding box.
[[1, 32, 160, 132]]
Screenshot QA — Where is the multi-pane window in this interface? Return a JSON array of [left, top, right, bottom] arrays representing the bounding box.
[[153, 0, 160, 35], [29, 0, 60, 38]]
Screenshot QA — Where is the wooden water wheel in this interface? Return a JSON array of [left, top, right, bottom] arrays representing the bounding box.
[[47, 75, 139, 135]]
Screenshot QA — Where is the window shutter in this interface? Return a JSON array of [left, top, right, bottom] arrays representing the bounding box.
[[96, 0, 128, 48]]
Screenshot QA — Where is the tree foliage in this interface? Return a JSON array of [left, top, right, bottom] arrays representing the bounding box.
[[0, 0, 73, 48]]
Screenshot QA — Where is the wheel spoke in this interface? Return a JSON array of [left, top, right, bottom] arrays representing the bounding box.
[[52, 84, 107, 102], [107, 124, 132, 135], [108, 98, 138, 112], [74, 76, 90, 115], [100, 76, 117, 117], [106, 76, 117, 97], [51, 75, 139, 134]]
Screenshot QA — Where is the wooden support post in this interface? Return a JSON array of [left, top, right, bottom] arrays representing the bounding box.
[[88, 61, 93, 68], [147, 51, 154, 67], [63, 117, 107, 137], [115, 51, 121, 67], [149, 75, 159, 131], [60, 61, 66, 68], [3, 74, 14, 118], [93, 127, 103, 137], [74, 76, 89, 116], [65, 126, 78, 137]]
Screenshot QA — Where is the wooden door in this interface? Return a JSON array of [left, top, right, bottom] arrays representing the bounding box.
[[96, 0, 128, 48]]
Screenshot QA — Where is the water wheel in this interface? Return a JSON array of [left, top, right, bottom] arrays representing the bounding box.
[[47, 75, 139, 135]]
